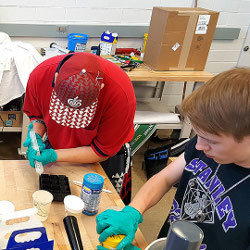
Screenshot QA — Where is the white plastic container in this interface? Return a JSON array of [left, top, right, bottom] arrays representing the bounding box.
[[64, 195, 85, 215]]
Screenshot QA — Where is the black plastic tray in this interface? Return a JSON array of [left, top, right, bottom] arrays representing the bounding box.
[[39, 174, 71, 202]]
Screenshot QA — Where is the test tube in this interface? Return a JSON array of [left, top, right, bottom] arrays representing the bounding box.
[[29, 126, 44, 175]]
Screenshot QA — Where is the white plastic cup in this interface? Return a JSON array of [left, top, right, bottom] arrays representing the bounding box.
[[64, 195, 85, 216], [32, 190, 53, 222], [0, 200, 15, 216]]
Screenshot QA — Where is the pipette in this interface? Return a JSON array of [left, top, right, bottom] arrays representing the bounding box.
[[29, 127, 44, 175], [71, 180, 112, 194]]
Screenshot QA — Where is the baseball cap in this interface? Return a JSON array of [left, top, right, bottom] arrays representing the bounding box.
[[49, 53, 103, 129]]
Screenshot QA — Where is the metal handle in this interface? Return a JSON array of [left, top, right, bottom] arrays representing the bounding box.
[[243, 46, 249, 52]]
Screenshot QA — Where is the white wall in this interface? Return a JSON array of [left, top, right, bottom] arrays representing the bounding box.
[[2, 0, 248, 74], [0, 0, 194, 50], [198, 0, 250, 74], [0, 0, 194, 25], [162, 0, 250, 111], [1, 0, 249, 111]]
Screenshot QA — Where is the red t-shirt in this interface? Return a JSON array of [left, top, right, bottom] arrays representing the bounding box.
[[23, 54, 136, 157]]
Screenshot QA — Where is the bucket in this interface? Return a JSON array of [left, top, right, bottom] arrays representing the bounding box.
[[68, 33, 88, 52], [145, 221, 204, 250], [164, 220, 204, 250], [145, 238, 167, 250]]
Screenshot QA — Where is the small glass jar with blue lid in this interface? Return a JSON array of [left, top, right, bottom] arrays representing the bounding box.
[[80, 173, 104, 215]]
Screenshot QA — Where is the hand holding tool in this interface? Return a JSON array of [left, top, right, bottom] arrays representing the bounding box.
[[97, 243, 141, 250], [23, 123, 45, 151], [33, 148, 57, 166], [96, 206, 143, 250], [29, 124, 44, 174]]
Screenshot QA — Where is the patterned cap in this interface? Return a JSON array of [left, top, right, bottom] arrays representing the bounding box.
[[49, 53, 103, 129]]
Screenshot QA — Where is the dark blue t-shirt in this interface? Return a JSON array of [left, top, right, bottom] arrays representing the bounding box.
[[159, 136, 250, 250]]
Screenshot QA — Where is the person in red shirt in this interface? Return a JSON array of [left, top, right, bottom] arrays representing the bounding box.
[[23, 52, 136, 200]]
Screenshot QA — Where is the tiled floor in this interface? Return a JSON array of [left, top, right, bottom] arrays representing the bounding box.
[[0, 130, 177, 245]]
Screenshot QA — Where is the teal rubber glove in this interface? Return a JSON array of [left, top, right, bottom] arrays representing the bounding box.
[[33, 148, 57, 166], [97, 243, 141, 250], [26, 147, 38, 168], [23, 123, 45, 151], [96, 206, 143, 250]]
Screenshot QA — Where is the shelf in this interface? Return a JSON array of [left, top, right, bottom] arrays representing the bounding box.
[[136, 97, 161, 102], [0, 127, 22, 132], [156, 123, 182, 130]]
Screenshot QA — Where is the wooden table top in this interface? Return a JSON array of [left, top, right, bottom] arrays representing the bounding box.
[[127, 64, 214, 82], [0, 160, 148, 250]]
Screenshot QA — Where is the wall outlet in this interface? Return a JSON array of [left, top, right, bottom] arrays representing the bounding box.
[[57, 25, 68, 34]]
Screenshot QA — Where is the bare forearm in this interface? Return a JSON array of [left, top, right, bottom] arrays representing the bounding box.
[[130, 172, 172, 214], [31, 119, 107, 163], [130, 153, 186, 215], [32, 120, 46, 137], [55, 146, 108, 163]]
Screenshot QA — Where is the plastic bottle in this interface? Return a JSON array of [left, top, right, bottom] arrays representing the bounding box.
[[100, 30, 113, 55], [101, 235, 125, 249], [81, 173, 104, 215], [68, 33, 89, 52], [100, 30, 118, 55], [111, 33, 118, 55], [142, 33, 148, 53]]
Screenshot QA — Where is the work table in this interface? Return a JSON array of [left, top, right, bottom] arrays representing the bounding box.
[[0, 160, 148, 250], [127, 64, 213, 82]]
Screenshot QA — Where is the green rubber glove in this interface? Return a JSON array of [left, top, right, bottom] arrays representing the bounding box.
[[23, 123, 45, 151], [33, 148, 57, 166], [96, 206, 143, 250], [26, 147, 38, 168], [97, 243, 141, 250]]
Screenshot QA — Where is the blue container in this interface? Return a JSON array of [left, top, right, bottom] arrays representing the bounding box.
[[81, 173, 104, 215], [68, 33, 89, 52]]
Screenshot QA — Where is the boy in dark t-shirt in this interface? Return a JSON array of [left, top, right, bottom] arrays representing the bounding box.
[[158, 136, 250, 250], [96, 68, 250, 250]]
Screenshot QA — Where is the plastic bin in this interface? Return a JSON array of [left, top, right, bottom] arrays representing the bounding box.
[[68, 33, 88, 52], [39, 174, 71, 202]]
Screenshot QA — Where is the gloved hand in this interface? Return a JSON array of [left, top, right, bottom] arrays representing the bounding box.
[[33, 148, 58, 166], [23, 123, 45, 151], [26, 147, 38, 168], [97, 243, 141, 250], [96, 206, 143, 250]]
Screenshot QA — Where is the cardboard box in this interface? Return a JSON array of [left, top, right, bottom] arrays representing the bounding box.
[[168, 157, 177, 165], [0, 111, 21, 127], [144, 7, 219, 71]]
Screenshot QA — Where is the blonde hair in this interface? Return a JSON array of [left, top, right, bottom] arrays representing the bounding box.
[[181, 67, 250, 141]]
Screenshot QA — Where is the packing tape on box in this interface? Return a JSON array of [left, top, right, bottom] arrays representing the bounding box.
[[170, 9, 212, 70], [170, 12, 202, 70]]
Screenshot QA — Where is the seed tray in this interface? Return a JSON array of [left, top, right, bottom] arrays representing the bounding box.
[[39, 174, 71, 202]]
